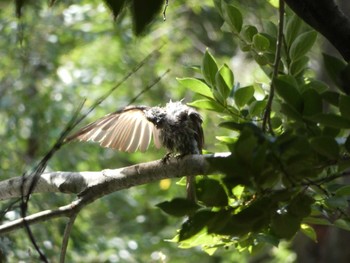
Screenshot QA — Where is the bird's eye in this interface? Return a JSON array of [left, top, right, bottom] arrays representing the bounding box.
[[179, 112, 188, 121]]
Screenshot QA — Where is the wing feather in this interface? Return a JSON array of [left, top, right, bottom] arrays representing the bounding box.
[[66, 106, 161, 152]]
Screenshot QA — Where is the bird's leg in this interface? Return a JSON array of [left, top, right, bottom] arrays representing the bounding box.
[[161, 152, 173, 164]]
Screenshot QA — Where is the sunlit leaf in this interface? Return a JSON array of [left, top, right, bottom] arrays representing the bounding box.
[[215, 64, 233, 100], [177, 78, 214, 99], [202, 50, 218, 87], [234, 86, 255, 108], [188, 99, 226, 112]]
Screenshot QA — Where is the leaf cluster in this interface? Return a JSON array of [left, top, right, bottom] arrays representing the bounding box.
[[158, 0, 350, 254]]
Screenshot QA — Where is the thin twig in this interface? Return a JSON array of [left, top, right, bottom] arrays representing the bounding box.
[[127, 69, 170, 106], [163, 0, 169, 21], [262, 0, 285, 134], [60, 212, 79, 263]]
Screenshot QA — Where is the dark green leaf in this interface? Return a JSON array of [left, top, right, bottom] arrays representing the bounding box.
[[335, 185, 350, 196], [345, 135, 350, 153], [280, 103, 303, 122], [177, 78, 214, 99], [103, 0, 126, 19], [323, 53, 347, 89], [249, 100, 267, 117], [274, 76, 302, 112], [179, 210, 214, 241], [325, 196, 348, 209], [222, 3, 243, 33], [252, 33, 270, 52], [241, 25, 258, 42], [290, 56, 309, 76], [288, 193, 314, 219], [339, 95, 350, 119], [196, 179, 228, 207], [321, 91, 340, 106], [131, 0, 164, 35], [271, 213, 300, 239], [285, 14, 302, 47], [156, 198, 200, 217], [306, 114, 350, 129], [235, 128, 258, 164], [234, 86, 255, 108], [302, 89, 323, 116], [289, 31, 317, 62], [253, 53, 269, 66], [202, 50, 218, 87], [310, 136, 340, 159]]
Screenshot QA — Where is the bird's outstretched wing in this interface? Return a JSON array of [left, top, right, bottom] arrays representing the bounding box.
[[66, 106, 162, 152]]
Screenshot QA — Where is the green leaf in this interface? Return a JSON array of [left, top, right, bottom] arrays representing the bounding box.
[[196, 179, 228, 207], [235, 128, 258, 164], [321, 91, 340, 106], [345, 135, 350, 153], [103, 0, 126, 19], [300, 224, 317, 242], [252, 33, 270, 52], [339, 95, 350, 119], [253, 53, 269, 66], [271, 213, 300, 239], [241, 25, 258, 42], [309, 136, 340, 159], [323, 53, 347, 88], [156, 198, 200, 217], [215, 64, 233, 101], [274, 76, 302, 112], [335, 185, 350, 196], [290, 56, 309, 76], [202, 50, 218, 87], [325, 196, 348, 209], [177, 78, 214, 99], [188, 99, 226, 112], [289, 31, 317, 62], [179, 210, 214, 241], [222, 2, 243, 33], [301, 89, 323, 116], [288, 193, 314, 219], [306, 114, 350, 129], [285, 14, 302, 47], [334, 219, 350, 231], [249, 100, 267, 117], [234, 86, 255, 108], [280, 103, 303, 122], [131, 0, 164, 35]]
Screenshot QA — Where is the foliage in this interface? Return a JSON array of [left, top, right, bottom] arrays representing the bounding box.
[[157, 0, 350, 255], [2, 0, 350, 262]]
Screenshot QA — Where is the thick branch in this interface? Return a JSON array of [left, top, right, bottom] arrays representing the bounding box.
[[0, 153, 231, 235], [0, 154, 221, 201], [285, 0, 350, 61]]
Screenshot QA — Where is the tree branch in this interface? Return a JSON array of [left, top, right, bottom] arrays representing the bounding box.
[[285, 0, 350, 61], [0, 153, 229, 235]]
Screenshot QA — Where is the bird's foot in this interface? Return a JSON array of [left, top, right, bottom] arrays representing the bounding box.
[[161, 152, 173, 164]]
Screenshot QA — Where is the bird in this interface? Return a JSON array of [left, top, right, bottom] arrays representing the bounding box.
[[66, 101, 204, 201]]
